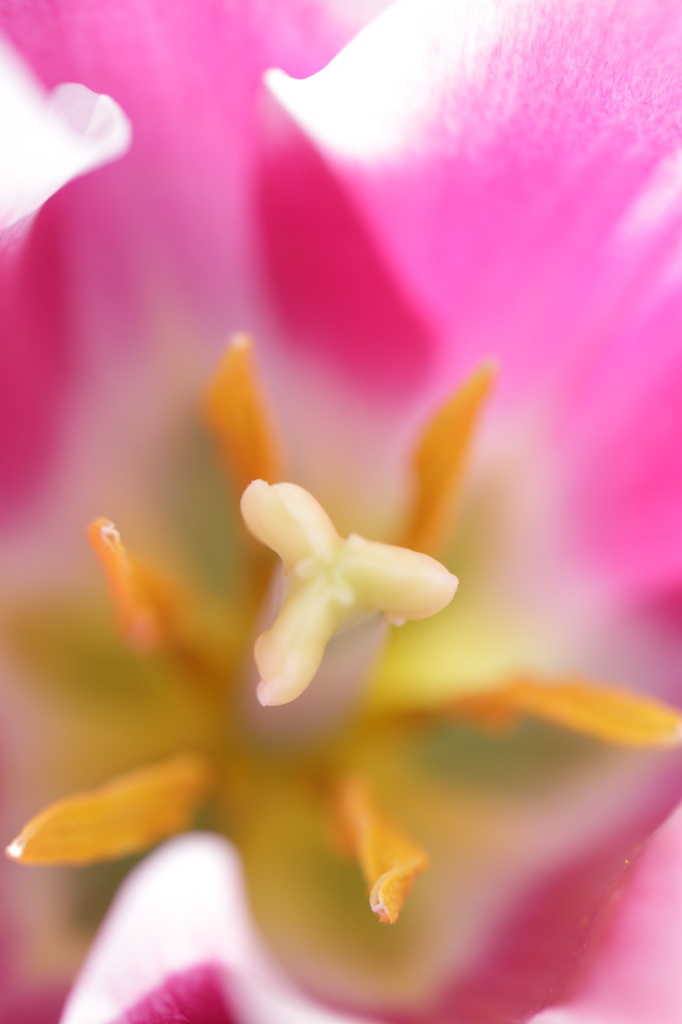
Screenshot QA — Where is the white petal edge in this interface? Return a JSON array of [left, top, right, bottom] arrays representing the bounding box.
[[0, 32, 130, 232], [265, 0, 536, 165], [59, 833, 377, 1024]]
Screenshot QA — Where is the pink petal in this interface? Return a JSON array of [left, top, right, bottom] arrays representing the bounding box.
[[0, 32, 130, 518], [0, 984, 69, 1024], [0, 1, 391, 517], [59, 834, 266, 1024], [262, 0, 682, 400], [254, 93, 436, 400], [0, 0, 389, 336], [0, 33, 129, 235], [557, 293, 682, 600], [60, 833, 377, 1024], [0, 199, 77, 521], [531, 806, 682, 1024], [110, 965, 236, 1024], [258, 0, 682, 598]]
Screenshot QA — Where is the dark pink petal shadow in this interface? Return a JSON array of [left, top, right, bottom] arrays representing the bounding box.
[[0, 984, 69, 1024], [255, 98, 435, 400], [0, 201, 73, 519], [0, 0, 386, 339], [114, 964, 236, 1024]]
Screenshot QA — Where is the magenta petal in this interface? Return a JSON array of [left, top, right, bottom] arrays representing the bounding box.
[[530, 807, 682, 1024], [254, 96, 436, 399], [115, 964, 235, 1024], [0, 0, 386, 337], [266, 0, 682, 400], [0, 984, 69, 1024], [0, 1, 390, 513], [0, 201, 74, 520]]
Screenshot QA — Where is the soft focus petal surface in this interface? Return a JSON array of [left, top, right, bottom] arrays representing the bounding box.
[[60, 833, 377, 1024], [0, 1, 393, 521], [263, 0, 682, 594], [559, 296, 682, 599], [0, 0, 393, 336], [266, 0, 682, 390], [0, 33, 129, 233], [59, 834, 264, 1024], [532, 807, 682, 1024]]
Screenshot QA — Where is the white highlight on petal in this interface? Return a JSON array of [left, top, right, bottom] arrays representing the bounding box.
[[265, 0, 534, 165], [0, 32, 131, 232]]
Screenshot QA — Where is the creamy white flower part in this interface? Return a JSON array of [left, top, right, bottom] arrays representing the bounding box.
[[241, 481, 458, 706], [0, 32, 131, 232]]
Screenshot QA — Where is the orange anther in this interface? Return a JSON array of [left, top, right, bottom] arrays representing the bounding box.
[[87, 518, 159, 652], [6, 753, 212, 866], [204, 334, 284, 492], [333, 776, 429, 924], [401, 361, 497, 554]]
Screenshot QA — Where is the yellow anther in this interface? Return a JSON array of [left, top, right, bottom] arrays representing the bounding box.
[[401, 361, 497, 554], [87, 518, 160, 652], [447, 676, 682, 748], [501, 677, 682, 748], [204, 333, 284, 492], [241, 481, 458, 706], [333, 776, 430, 924], [5, 753, 212, 866]]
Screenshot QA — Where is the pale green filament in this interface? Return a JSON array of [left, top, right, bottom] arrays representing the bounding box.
[[241, 481, 458, 706]]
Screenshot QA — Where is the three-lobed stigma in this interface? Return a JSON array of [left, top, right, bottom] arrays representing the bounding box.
[[240, 480, 458, 706]]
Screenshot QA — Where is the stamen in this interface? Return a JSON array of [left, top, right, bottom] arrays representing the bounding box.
[[333, 776, 429, 924], [204, 333, 284, 492], [5, 753, 212, 866], [452, 677, 682, 748], [401, 361, 496, 554], [241, 481, 458, 706], [87, 518, 160, 652], [88, 519, 227, 692]]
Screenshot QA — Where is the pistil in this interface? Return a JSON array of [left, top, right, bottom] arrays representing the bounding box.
[[241, 480, 458, 706]]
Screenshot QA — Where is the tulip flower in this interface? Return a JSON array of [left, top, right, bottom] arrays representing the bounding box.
[[2, 0, 682, 1022]]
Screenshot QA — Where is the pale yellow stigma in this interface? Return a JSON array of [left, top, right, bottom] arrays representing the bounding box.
[[240, 481, 458, 706]]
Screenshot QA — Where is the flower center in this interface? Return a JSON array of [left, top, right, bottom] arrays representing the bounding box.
[[240, 479, 457, 706], [5, 333, 682, 935]]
